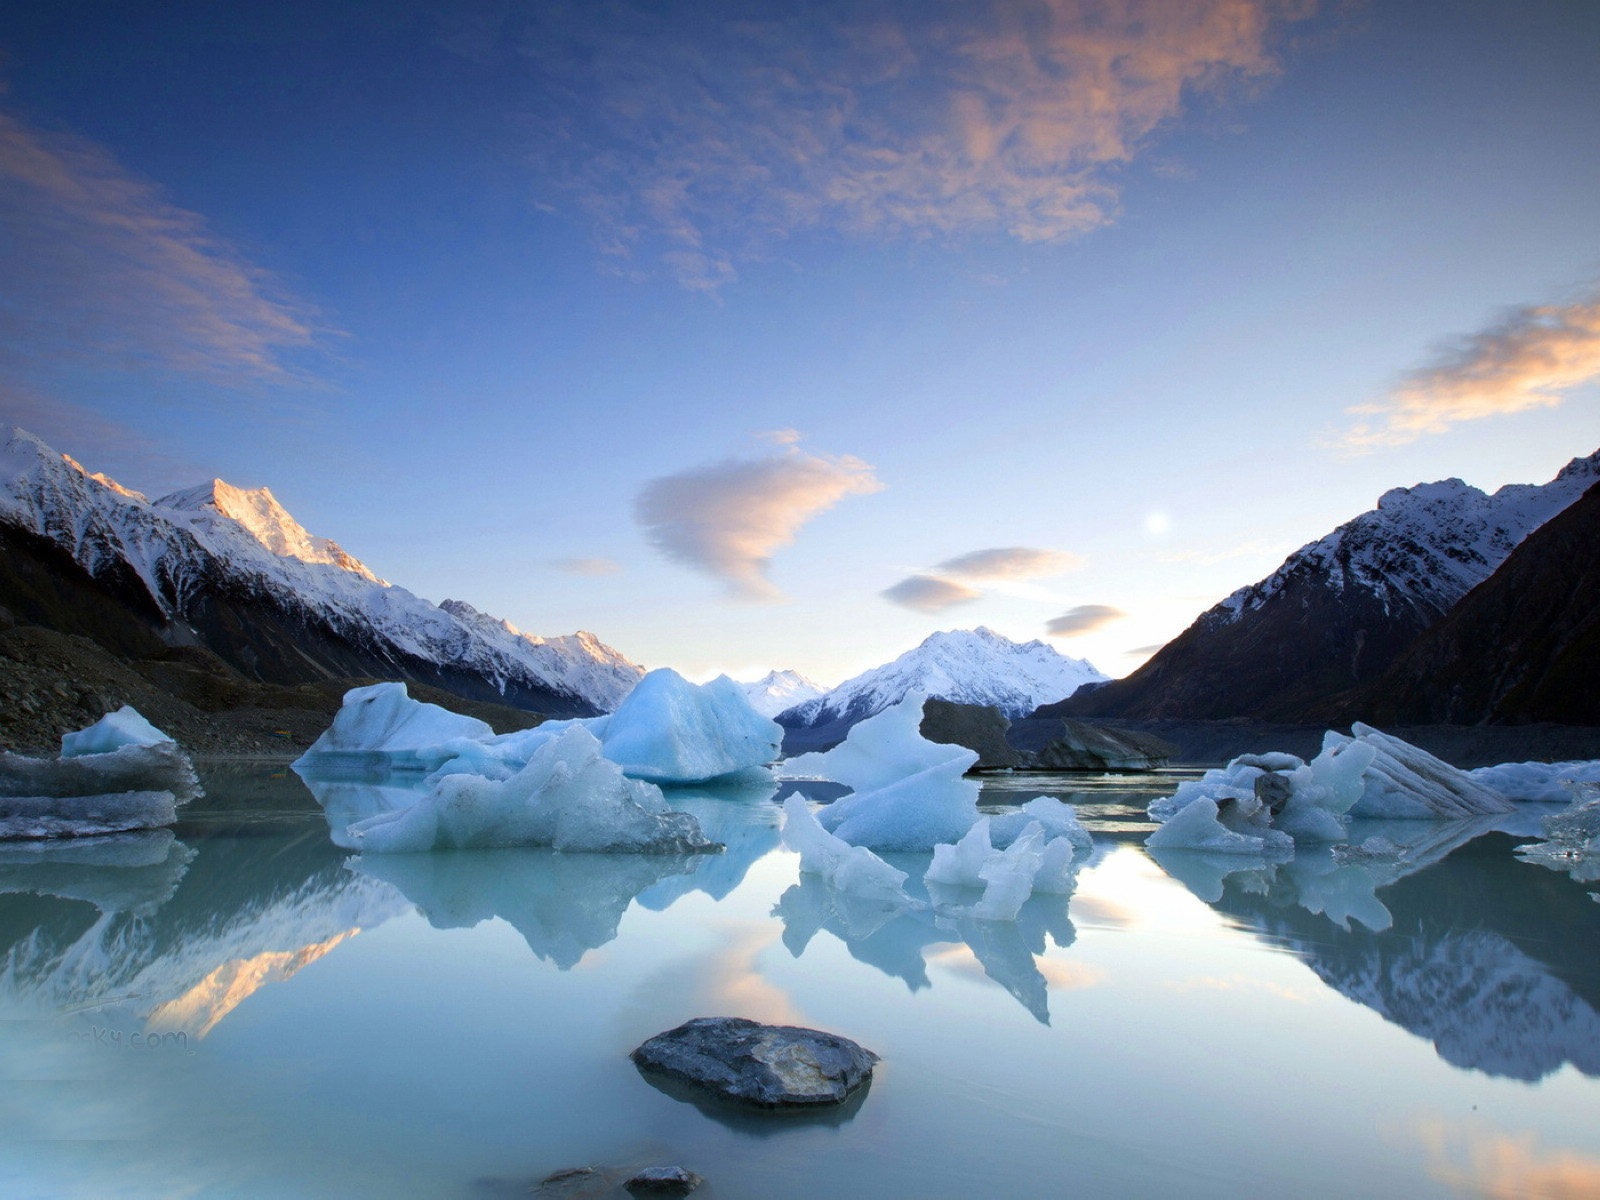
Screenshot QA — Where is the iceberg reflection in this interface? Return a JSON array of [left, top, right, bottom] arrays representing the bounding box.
[[1157, 830, 1600, 1080]]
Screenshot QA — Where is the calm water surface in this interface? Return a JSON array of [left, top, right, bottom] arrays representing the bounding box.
[[2, 763, 1597, 1198]]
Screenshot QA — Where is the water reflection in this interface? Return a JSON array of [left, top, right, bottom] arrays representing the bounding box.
[[774, 858, 1080, 1024], [1156, 830, 1600, 1080], [0, 822, 405, 1037]]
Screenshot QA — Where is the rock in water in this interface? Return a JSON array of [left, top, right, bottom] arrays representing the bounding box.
[[630, 1017, 877, 1110], [1035, 719, 1174, 771], [919, 699, 1024, 770], [625, 1166, 703, 1196]]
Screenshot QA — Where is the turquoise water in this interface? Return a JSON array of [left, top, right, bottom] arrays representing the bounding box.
[[2, 763, 1597, 1198]]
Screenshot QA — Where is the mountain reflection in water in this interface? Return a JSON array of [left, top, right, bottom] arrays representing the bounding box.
[[1155, 827, 1600, 1081]]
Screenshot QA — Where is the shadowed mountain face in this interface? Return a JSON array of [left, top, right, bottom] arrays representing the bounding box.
[[1360, 481, 1600, 726], [1049, 451, 1600, 725], [1206, 833, 1600, 1082]]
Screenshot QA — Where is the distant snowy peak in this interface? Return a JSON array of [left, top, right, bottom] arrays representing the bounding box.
[[438, 600, 644, 711], [1213, 449, 1600, 628], [781, 627, 1107, 727], [739, 669, 827, 718], [157, 479, 384, 583]]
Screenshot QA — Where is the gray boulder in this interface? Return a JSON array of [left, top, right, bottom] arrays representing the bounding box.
[[919, 699, 1024, 770], [630, 1017, 877, 1110], [1035, 719, 1174, 771]]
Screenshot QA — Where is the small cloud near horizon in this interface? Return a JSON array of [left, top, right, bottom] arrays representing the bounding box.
[[551, 556, 623, 577], [882, 574, 982, 613], [635, 441, 882, 601], [1047, 604, 1126, 637], [1125, 642, 1168, 656], [1344, 286, 1600, 449], [936, 546, 1084, 580]]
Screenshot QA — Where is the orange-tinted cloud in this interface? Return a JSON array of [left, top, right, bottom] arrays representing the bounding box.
[[882, 573, 983, 612], [0, 108, 319, 382], [1347, 290, 1600, 448], [636, 443, 882, 600], [511, 1, 1309, 287]]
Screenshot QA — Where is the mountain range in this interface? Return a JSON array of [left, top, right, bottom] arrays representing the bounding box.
[[0, 428, 642, 739], [1051, 449, 1600, 726]]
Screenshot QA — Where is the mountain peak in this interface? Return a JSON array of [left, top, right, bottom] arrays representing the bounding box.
[[157, 478, 383, 583]]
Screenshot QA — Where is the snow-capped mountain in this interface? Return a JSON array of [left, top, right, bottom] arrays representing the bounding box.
[[1058, 449, 1600, 723], [779, 627, 1107, 733], [738, 669, 827, 718], [0, 428, 642, 715]]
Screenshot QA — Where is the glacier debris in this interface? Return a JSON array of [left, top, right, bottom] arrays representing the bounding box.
[[1515, 786, 1600, 884], [0, 707, 200, 839]]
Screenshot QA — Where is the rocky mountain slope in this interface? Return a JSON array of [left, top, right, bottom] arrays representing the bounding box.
[[1359, 480, 1600, 726], [0, 428, 643, 732], [1051, 450, 1600, 723]]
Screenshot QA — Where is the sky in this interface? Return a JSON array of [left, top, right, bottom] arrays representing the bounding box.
[[1, 0, 1597, 686]]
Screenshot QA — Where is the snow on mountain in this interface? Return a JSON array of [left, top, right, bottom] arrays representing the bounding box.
[[0, 427, 643, 713], [738, 669, 827, 718], [780, 627, 1107, 729], [1213, 450, 1600, 629]]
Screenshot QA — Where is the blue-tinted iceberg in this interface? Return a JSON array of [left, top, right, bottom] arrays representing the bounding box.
[[295, 672, 779, 787], [1515, 787, 1600, 885], [925, 810, 1089, 922], [1147, 725, 1517, 854], [1470, 760, 1600, 804], [779, 793, 912, 907], [593, 669, 781, 784], [0, 707, 200, 839], [331, 725, 717, 855], [783, 693, 980, 851]]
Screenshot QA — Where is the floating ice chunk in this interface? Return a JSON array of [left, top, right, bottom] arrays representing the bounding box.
[[989, 797, 1092, 852], [1337, 724, 1515, 819], [972, 825, 1048, 921], [779, 793, 911, 905], [596, 670, 781, 784], [60, 706, 172, 756], [1147, 795, 1290, 856], [294, 682, 495, 769], [0, 709, 199, 839], [784, 691, 978, 791], [336, 725, 716, 855], [1470, 760, 1600, 804], [925, 817, 995, 889], [926, 817, 1085, 919], [1516, 788, 1600, 884], [816, 755, 981, 851]]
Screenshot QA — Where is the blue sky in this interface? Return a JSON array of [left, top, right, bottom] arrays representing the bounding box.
[[2, 0, 1597, 685]]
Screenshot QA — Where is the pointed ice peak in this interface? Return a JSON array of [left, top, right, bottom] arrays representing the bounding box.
[[738, 668, 828, 718], [157, 478, 383, 583], [1551, 446, 1600, 485]]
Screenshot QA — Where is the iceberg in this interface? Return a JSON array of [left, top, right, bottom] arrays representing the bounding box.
[[785, 693, 981, 851], [1145, 725, 1517, 853], [1515, 787, 1600, 884], [779, 793, 912, 906], [331, 726, 718, 855], [1470, 760, 1600, 804], [294, 672, 779, 786], [925, 813, 1089, 921], [0, 707, 200, 839], [593, 669, 782, 784]]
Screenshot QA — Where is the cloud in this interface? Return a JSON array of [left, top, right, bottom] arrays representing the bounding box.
[[550, 556, 623, 576], [882, 574, 983, 613], [1417, 1119, 1600, 1200], [936, 546, 1084, 580], [506, 0, 1306, 287], [636, 443, 882, 600], [1125, 642, 1168, 656], [0, 107, 320, 384], [1345, 289, 1600, 448], [1046, 604, 1125, 636]]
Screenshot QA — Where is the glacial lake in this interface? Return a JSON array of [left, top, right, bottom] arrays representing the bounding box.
[[3, 763, 1598, 1199]]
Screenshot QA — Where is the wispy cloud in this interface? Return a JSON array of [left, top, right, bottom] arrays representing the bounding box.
[[1046, 604, 1125, 636], [506, 0, 1306, 287], [882, 574, 983, 613], [1345, 288, 1600, 449], [635, 441, 882, 600], [936, 546, 1083, 580], [0, 107, 320, 383], [1125, 641, 1168, 657], [550, 556, 623, 577], [1416, 1118, 1600, 1200]]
